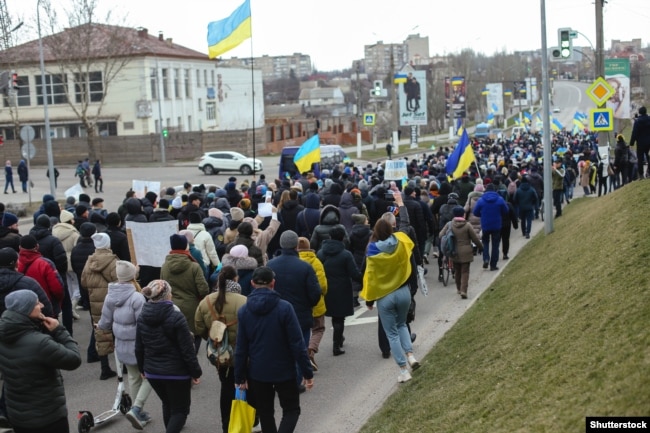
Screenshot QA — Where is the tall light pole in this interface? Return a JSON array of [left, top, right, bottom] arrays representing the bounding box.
[[540, 0, 553, 231], [37, 0, 56, 196]]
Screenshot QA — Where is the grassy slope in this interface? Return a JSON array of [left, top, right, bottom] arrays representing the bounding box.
[[360, 181, 650, 433]]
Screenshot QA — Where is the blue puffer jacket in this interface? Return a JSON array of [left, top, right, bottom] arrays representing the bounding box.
[[234, 288, 313, 384], [472, 191, 509, 232], [135, 300, 202, 380]]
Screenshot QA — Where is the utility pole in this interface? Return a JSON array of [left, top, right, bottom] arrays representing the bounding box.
[[390, 48, 399, 155], [595, 0, 605, 82], [355, 61, 362, 158]]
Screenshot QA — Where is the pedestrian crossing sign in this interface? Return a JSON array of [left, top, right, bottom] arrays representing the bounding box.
[[363, 113, 376, 126], [589, 108, 613, 131]]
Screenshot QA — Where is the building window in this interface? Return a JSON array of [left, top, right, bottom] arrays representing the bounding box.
[[196, 69, 201, 87], [123, 121, 134, 130], [174, 69, 180, 98], [187, 115, 192, 130], [74, 71, 103, 103], [177, 116, 182, 131], [211, 70, 215, 87], [198, 98, 203, 111], [206, 101, 216, 120], [35, 74, 68, 105], [150, 68, 157, 99], [162, 69, 169, 99], [184, 69, 190, 98], [204, 70, 208, 87], [97, 122, 117, 136]]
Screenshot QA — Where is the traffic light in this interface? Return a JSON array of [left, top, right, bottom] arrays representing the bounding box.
[[0, 136, 4, 146], [162, 129, 168, 138], [558, 28, 572, 60], [372, 80, 383, 97], [11, 72, 17, 89]]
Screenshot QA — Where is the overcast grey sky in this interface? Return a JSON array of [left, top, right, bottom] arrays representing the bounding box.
[[9, 0, 648, 71]]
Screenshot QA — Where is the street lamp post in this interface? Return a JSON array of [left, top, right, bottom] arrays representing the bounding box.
[[37, 0, 56, 197]]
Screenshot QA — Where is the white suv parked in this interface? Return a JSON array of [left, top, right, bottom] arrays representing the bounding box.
[[198, 151, 263, 175]]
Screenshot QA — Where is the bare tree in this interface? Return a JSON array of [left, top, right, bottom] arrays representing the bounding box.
[[40, 0, 136, 160]]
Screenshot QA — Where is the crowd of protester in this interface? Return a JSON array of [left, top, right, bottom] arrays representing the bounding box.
[[0, 113, 646, 432]]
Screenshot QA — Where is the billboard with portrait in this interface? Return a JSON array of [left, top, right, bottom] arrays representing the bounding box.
[[398, 70, 428, 126], [445, 76, 466, 119]]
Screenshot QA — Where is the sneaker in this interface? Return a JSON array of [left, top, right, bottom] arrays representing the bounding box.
[[397, 369, 412, 383], [423, 255, 429, 264], [139, 410, 152, 423], [483, 261, 489, 269], [407, 355, 420, 370], [503, 254, 509, 260], [126, 407, 146, 430], [252, 416, 262, 433]]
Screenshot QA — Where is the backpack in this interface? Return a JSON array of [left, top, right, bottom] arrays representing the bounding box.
[[205, 298, 236, 369], [439, 222, 458, 258]]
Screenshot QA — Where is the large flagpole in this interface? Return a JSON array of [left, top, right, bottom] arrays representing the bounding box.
[[248, 34, 256, 181]]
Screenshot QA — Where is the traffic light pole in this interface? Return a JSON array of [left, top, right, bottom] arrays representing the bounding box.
[[37, 1, 56, 197]]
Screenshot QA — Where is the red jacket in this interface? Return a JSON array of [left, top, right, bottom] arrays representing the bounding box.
[[17, 249, 65, 313]]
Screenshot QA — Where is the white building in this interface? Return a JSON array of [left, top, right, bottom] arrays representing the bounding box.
[[0, 25, 263, 140]]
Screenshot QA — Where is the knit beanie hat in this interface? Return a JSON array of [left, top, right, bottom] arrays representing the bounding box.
[[79, 222, 97, 238], [280, 230, 299, 249], [237, 222, 253, 237], [0, 247, 18, 268], [208, 208, 223, 219], [142, 279, 172, 302], [36, 214, 52, 229], [1, 213, 17, 227], [19, 235, 38, 250], [116, 260, 137, 282], [178, 230, 195, 244], [297, 237, 311, 251], [230, 244, 248, 258], [91, 233, 110, 249], [230, 207, 244, 222], [170, 233, 188, 250], [352, 214, 367, 225], [453, 206, 465, 217], [60, 210, 74, 223], [5, 290, 38, 316]]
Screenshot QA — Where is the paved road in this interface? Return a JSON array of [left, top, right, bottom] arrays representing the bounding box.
[[2, 161, 550, 433]]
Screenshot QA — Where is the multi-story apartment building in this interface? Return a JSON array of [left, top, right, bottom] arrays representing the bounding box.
[[364, 34, 430, 77], [219, 53, 312, 82]]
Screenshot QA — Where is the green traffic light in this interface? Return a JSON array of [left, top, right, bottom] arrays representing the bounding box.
[[162, 129, 168, 137]]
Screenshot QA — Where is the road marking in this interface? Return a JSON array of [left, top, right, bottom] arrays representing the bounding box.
[[333, 306, 379, 327]]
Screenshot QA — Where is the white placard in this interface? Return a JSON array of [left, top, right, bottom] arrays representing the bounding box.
[[383, 160, 408, 180], [64, 183, 85, 200], [257, 202, 272, 217], [125, 220, 178, 267], [131, 180, 161, 199]]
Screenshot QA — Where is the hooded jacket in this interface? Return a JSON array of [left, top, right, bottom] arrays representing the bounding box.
[[630, 113, 650, 150], [337, 192, 358, 235], [295, 193, 321, 239], [298, 249, 328, 318], [267, 248, 321, 329], [439, 218, 483, 264], [310, 204, 349, 252], [0, 311, 81, 429], [513, 181, 539, 213], [317, 239, 362, 318], [187, 222, 220, 267], [81, 248, 118, 324], [28, 226, 67, 276], [98, 282, 146, 365], [160, 252, 209, 334], [52, 222, 80, 272], [0, 226, 20, 252], [0, 268, 54, 318], [472, 191, 509, 232], [17, 249, 64, 314], [234, 288, 313, 384], [135, 300, 202, 379], [124, 198, 147, 223]]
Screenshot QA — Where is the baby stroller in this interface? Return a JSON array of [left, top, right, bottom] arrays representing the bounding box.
[[77, 352, 132, 433]]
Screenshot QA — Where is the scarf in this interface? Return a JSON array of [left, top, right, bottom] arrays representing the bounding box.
[[169, 249, 196, 262]]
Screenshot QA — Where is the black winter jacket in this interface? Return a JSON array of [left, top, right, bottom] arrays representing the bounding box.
[[28, 227, 67, 276], [105, 227, 130, 261], [135, 300, 202, 379], [267, 249, 321, 330], [71, 238, 96, 282], [0, 311, 81, 429], [310, 205, 349, 252], [318, 239, 362, 318], [0, 269, 54, 318]]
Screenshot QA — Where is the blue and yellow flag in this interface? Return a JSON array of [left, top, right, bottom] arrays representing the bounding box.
[[293, 135, 320, 174], [207, 0, 252, 59], [456, 118, 464, 136], [446, 129, 474, 180]]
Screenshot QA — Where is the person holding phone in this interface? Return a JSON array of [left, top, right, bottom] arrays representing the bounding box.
[[0, 290, 82, 433]]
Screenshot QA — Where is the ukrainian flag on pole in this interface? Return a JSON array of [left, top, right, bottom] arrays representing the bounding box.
[[293, 135, 321, 174], [446, 129, 474, 180], [207, 0, 252, 59]]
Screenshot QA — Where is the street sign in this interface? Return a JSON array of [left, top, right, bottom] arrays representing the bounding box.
[[363, 113, 376, 126], [19, 125, 35, 143], [586, 77, 615, 106], [21, 143, 36, 160], [589, 108, 614, 131]]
